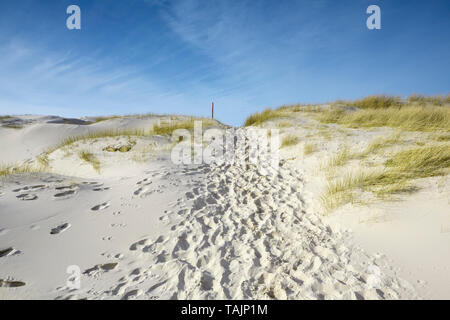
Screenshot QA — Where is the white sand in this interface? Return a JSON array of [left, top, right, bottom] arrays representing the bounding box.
[[269, 112, 450, 299], [0, 113, 447, 299]]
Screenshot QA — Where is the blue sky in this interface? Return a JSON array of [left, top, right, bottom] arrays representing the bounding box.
[[0, 0, 449, 125]]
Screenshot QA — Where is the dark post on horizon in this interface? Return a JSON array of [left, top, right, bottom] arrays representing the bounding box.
[[212, 101, 214, 119]]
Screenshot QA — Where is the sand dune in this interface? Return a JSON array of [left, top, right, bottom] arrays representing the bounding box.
[[0, 113, 447, 299]]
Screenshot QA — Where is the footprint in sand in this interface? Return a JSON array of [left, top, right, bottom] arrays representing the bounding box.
[[54, 190, 77, 199], [121, 289, 143, 300], [133, 186, 152, 197], [0, 247, 20, 258], [55, 185, 78, 191], [93, 187, 111, 192], [0, 279, 26, 288], [43, 176, 64, 183], [13, 185, 47, 193], [82, 182, 99, 185], [136, 178, 151, 186], [83, 262, 118, 276], [129, 238, 150, 251], [50, 223, 71, 235], [16, 193, 38, 201], [91, 202, 110, 211]]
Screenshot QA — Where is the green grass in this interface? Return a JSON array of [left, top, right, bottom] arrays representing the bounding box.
[[243, 104, 325, 126], [407, 94, 450, 106], [322, 143, 450, 211], [385, 144, 450, 179], [281, 135, 299, 148], [79, 151, 101, 172], [347, 95, 402, 109], [319, 105, 450, 132], [244, 108, 290, 127]]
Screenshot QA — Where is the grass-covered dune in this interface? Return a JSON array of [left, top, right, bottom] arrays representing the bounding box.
[[244, 94, 450, 212], [0, 117, 222, 179], [244, 94, 450, 132]]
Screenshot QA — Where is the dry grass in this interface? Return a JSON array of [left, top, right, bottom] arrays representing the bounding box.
[[277, 121, 293, 128], [385, 144, 450, 179], [347, 95, 402, 109], [36, 153, 50, 168], [51, 129, 150, 151], [90, 115, 122, 123], [319, 105, 450, 132], [244, 104, 324, 126], [36, 119, 218, 166], [281, 135, 299, 148], [244, 108, 290, 127], [79, 151, 100, 172], [407, 94, 450, 106], [0, 163, 46, 179], [322, 143, 450, 211], [303, 143, 317, 155], [152, 118, 217, 136], [434, 133, 450, 142], [362, 132, 402, 156], [325, 146, 351, 168]]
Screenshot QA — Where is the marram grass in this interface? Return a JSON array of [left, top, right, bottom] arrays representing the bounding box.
[[281, 135, 299, 148], [79, 151, 101, 172], [322, 143, 450, 211], [318, 105, 450, 132]]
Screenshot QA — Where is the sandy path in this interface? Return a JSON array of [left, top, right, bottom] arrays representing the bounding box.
[[76, 129, 419, 299], [1, 127, 419, 300]]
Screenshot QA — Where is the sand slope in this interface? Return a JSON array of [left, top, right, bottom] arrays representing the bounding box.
[[0, 117, 422, 299]]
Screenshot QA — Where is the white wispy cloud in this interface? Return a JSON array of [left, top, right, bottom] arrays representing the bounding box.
[[0, 38, 213, 118]]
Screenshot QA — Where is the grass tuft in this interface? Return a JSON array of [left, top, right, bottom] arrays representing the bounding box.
[[385, 144, 450, 179], [0, 163, 46, 179], [303, 143, 317, 155], [322, 143, 450, 211], [362, 132, 402, 156], [79, 151, 101, 172], [281, 135, 299, 148]]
